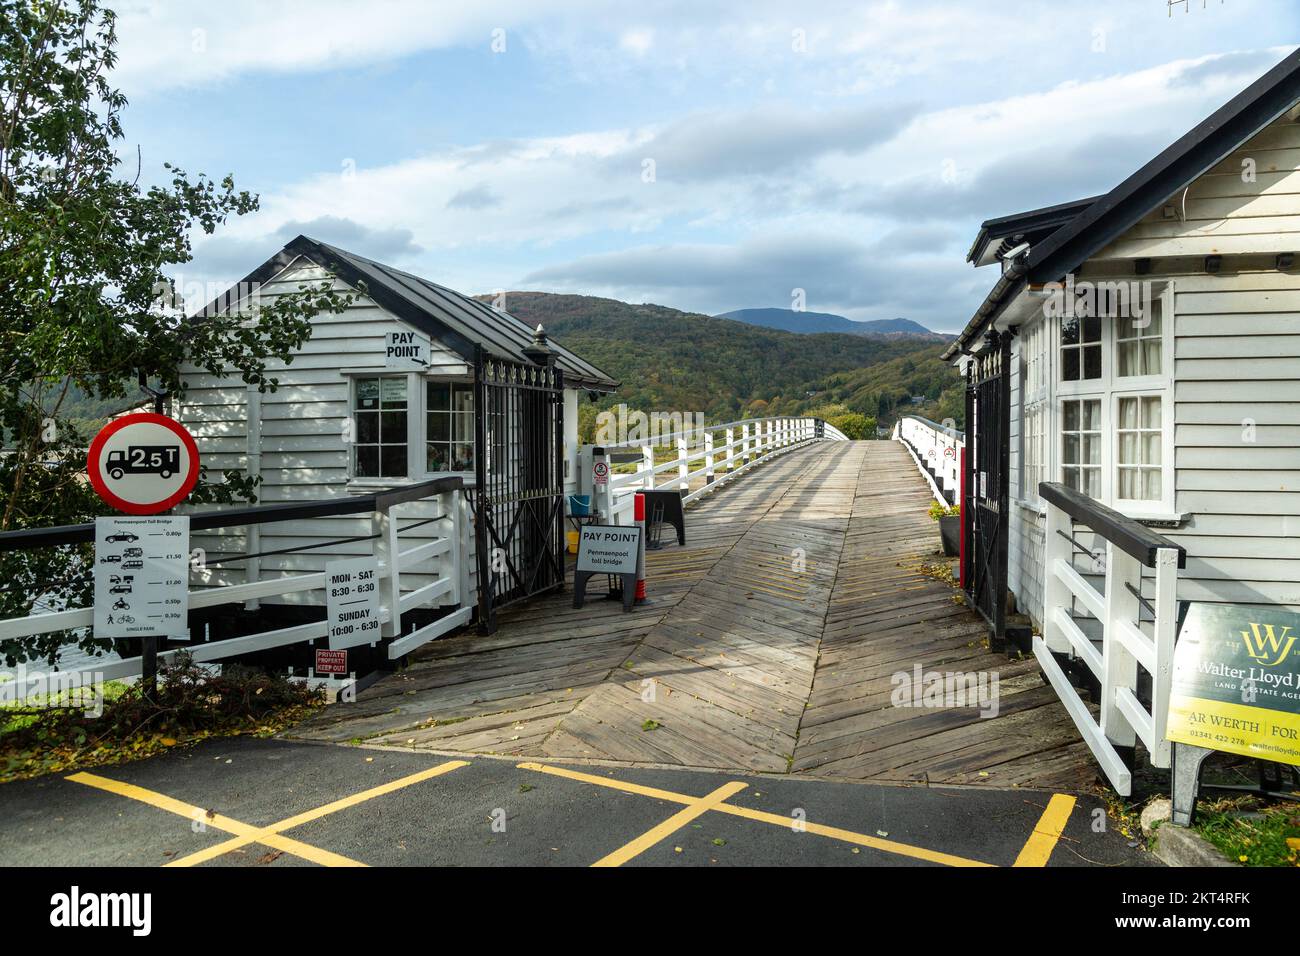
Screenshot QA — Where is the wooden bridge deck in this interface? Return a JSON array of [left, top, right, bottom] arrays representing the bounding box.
[[292, 441, 1098, 792]]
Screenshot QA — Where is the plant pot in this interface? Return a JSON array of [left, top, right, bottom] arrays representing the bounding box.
[[938, 514, 960, 556]]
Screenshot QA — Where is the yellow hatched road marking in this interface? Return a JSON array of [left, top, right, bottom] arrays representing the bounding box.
[[593, 782, 748, 867], [1013, 793, 1076, 867], [66, 759, 469, 868], [518, 761, 993, 867]]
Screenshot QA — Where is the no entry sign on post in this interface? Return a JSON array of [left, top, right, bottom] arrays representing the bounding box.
[[87, 413, 200, 515]]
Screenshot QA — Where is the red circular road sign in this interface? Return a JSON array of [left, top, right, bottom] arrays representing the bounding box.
[[87, 413, 200, 515]]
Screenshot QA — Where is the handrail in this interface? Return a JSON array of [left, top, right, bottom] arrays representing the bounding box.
[[1036, 482, 1184, 794], [0, 476, 465, 552], [583, 415, 842, 525], [896, 414, 965, 441], [1038, 482, 1186, 569], [596, 415, 839, 450]]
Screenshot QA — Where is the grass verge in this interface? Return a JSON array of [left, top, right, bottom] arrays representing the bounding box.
[[1, 653, 323, 783], [1193, 796, 1300, 867]]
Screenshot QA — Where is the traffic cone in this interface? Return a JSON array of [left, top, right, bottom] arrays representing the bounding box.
[[634, 492, 648, 605]]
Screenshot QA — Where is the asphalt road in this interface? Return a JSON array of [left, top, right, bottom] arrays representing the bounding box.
[[0, 738, 1156, 868]]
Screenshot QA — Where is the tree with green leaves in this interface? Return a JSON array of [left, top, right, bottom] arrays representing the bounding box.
[[0, 1, 352, 665]]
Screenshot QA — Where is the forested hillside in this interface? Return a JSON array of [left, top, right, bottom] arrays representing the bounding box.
[[486, 292, 965, 436]]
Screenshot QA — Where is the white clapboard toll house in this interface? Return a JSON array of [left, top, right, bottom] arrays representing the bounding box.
[[177, 235, 618, 635], [941, 49, 1300, 658]]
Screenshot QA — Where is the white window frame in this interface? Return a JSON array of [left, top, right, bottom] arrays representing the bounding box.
[[1018, 317, 1051, 507], [1048, 281, 1176, 519], [348, 372, 417, 483], [422, 376, 476, 481]]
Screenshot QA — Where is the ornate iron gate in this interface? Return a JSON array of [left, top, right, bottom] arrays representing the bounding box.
[[472, 347, 566, 634], [962, 330, 1011, 643]]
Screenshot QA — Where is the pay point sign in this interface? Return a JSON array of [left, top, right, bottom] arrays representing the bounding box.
[[88, 413, 200, 515]]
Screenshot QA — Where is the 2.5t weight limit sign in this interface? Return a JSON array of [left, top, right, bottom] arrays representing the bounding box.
[[88, 413, 200, 515]]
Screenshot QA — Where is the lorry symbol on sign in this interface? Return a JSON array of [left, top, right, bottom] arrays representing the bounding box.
[[106, 445, 181, 481]]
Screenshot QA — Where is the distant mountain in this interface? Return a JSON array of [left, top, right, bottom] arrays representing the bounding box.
[[474, 291, 964, 431], [716, 307, 939, 338]]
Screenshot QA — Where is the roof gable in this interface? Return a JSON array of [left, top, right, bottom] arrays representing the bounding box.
[[1026, 49, 1300, 284], [203, 236, 620, 392]]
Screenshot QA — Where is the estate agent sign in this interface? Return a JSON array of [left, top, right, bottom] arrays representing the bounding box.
[[1166, 603, 1300, 766]]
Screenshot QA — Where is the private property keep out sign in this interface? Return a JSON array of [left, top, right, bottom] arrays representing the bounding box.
[[87, 414, 200, 515]]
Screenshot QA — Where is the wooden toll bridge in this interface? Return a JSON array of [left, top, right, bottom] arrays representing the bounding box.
[[294, 440, 1095, 791]]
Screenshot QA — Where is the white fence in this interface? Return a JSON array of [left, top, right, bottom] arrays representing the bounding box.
[[582, 416, 848, 526], [0, 478, 471, 701], [893, 415, 963, 504], [1036, 481, 1184, 796]]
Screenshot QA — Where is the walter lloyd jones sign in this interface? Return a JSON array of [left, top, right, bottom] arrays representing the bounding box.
[[576, 525, 641, 576], [93, 516, 190, 640], [1166, 603, 1300, 766]]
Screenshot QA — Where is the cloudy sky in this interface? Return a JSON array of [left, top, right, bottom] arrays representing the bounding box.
[[112, 1, 1299, 331]]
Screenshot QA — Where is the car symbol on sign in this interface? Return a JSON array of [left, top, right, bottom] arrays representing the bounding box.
[[105, 532, 139, 543], [121, 559, 144, 570]]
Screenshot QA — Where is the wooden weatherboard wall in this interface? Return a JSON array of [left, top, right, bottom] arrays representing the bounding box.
[[176, 254, 589, 609], [1003, 107, 1300, 629]]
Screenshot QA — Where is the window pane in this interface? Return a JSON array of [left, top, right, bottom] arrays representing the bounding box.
[[452, 412, 475, 443], [427, 382, 450, 410], [1118, 341, 1137, 377], [1144, 432, 1161, 465], [1063, 350, 1080, 381], [1142, 396, 1161, 428], [1143, 340, 1161, 375], [1143, 469, 1161, 500], [1083, 315, 1101, 343], [1083, 468, 1101, 498], [356, 445, 379, 477], [1082, 435, 1101, 465], [357, 379, 380, 410], [1083, 345, 1102, 379], [381, 377, 407, 406], [381, 444, 407, 478], [1118, 397, 1138, 429], [1063, 400, 1079, 432], [451, 385, 474, 414], [451, 442, 474, 471], [1082, 400, 1101, 430], [356, 412, 379, 444], [1061, 317, 1080, 346], [1118, 468, 1135, 499], [428, 412, 450, 442], [1064, 434, 1079, 464], [1119, 431, 1137, 463], [427, 443, 450, 472], [380, 411, 407, 442], [1063, 467, 1079, 491]]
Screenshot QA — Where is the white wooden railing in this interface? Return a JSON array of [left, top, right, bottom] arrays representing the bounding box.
[[0, 478, 471, 701], [582, 416, 847, 526], [1037, 481, 1185, 796], [893, 415, 963, 504]]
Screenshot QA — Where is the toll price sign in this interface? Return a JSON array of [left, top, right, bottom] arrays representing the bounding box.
[[93, 516, 190, 639], [326, 557, 382, 650]]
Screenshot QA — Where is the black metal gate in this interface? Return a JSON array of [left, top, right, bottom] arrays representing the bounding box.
[[963, 330, 1011, 644], [472, 347, 566, 634]]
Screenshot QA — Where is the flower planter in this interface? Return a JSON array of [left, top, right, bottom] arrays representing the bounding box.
[[938, 514, 960, 556]]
